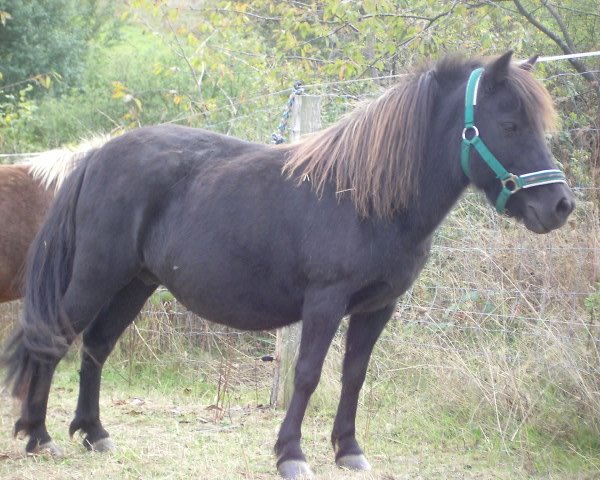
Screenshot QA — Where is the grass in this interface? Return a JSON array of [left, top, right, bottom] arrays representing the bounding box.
[[0, 343, 599, 480]]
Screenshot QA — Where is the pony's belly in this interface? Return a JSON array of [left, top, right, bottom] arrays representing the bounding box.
[[165, 279, 304, 331], [182, 300, 302, 331]]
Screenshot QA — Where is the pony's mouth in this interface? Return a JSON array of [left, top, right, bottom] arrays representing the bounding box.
[[522, 205, 563, 234]]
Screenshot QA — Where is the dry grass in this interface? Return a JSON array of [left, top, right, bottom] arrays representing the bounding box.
[[0, 363, 550, 480]]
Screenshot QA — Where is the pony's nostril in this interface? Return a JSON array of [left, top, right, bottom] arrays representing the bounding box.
[[555, 197, 575, 217]]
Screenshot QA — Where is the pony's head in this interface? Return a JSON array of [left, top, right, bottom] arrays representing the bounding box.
[[461, 51, 574, 233]]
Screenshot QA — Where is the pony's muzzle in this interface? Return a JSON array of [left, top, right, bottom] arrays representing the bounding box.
[[523, 186, 575, 234]]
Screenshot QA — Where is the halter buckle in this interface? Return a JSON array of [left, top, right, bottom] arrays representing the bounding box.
[[501, 174, 522, 193]]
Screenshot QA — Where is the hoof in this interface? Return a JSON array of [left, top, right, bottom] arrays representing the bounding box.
[[336, 453, 371, 471], [29, 440, 63, 458], [89, 437, 116, 453], [278, 459, 315, 479], [83, 436, 116, 453]]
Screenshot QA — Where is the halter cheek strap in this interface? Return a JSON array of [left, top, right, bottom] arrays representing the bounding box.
[[460, 67, 567, 213]]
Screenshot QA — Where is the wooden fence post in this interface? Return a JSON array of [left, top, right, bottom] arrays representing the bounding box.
[[270, 94, 322, 409]]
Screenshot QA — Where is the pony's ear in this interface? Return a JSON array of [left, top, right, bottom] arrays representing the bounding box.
[[519, 55, 539, 71], [485, 50, 513, 86]]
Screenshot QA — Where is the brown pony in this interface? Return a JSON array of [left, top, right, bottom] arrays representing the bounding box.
[[0, 139, 106, 302]]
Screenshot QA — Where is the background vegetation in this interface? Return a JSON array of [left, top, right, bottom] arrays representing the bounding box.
[[1, 0, 598, 184], [0, 1, 599, 478]]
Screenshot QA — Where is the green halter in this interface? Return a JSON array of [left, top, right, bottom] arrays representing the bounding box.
[[460, 67, 567, 213]]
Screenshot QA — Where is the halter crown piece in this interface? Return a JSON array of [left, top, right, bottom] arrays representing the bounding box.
[[460, 67, 567, 213]]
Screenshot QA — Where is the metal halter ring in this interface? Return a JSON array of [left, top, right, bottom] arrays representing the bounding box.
[[462, 125, 479, 141], [501, 174, 522, 193]]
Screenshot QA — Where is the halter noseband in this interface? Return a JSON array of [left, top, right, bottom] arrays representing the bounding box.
[[460, 67, 566, 213]]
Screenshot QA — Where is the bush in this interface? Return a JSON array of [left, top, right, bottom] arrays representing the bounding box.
[[0, 0, 88, 93]]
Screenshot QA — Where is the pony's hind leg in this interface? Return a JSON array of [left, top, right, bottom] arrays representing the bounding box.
[[10, 292, 111, 456], [12, 354, 61, 456], [331, 304, 394, 471], [69, 278, 157, 451], [13, 264, 141, 455]]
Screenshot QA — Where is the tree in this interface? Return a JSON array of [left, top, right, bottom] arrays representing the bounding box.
[[0, 0, 88, 93], [499, 0, 599, 93]]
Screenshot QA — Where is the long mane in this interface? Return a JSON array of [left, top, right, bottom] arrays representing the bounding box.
[[282, 68, 438, 218], [24, 135, 109, 191]]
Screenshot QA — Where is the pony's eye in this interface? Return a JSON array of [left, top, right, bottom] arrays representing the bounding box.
[[502, 122, 517, 134]]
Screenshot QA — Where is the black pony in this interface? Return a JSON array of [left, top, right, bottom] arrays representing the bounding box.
[[2, 52, 574, 479]]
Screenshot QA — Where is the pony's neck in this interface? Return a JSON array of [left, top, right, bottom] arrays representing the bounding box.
[[400, 73, 470, 238]]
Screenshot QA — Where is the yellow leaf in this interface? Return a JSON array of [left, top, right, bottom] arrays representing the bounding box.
[[187, 33, 199, 48], [168, 8, 179, 22], [0, 11, 12, 26], [112, 81, 126, 100]]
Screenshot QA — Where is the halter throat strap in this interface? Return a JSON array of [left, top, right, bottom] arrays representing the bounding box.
[[460, 67, 566, 213]]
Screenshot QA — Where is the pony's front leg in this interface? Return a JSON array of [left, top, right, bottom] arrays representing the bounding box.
[[331, 304, 394, 471], [275, 287, 347, 480]]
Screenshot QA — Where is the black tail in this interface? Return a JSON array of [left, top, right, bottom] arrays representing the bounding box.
[[1, 153, 92, 399]]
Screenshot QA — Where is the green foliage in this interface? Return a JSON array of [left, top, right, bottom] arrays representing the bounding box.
[[150, 288, 176, 306], [117, 0, 599, 182], [585, 283, 600, 321], [1, 0, 598, 188], [0, 25, 193, 151], [0, 0, 88, 92], [0, 84, 36, 148], [124, 0, 598, 94], [0, 0, 123, 151]]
